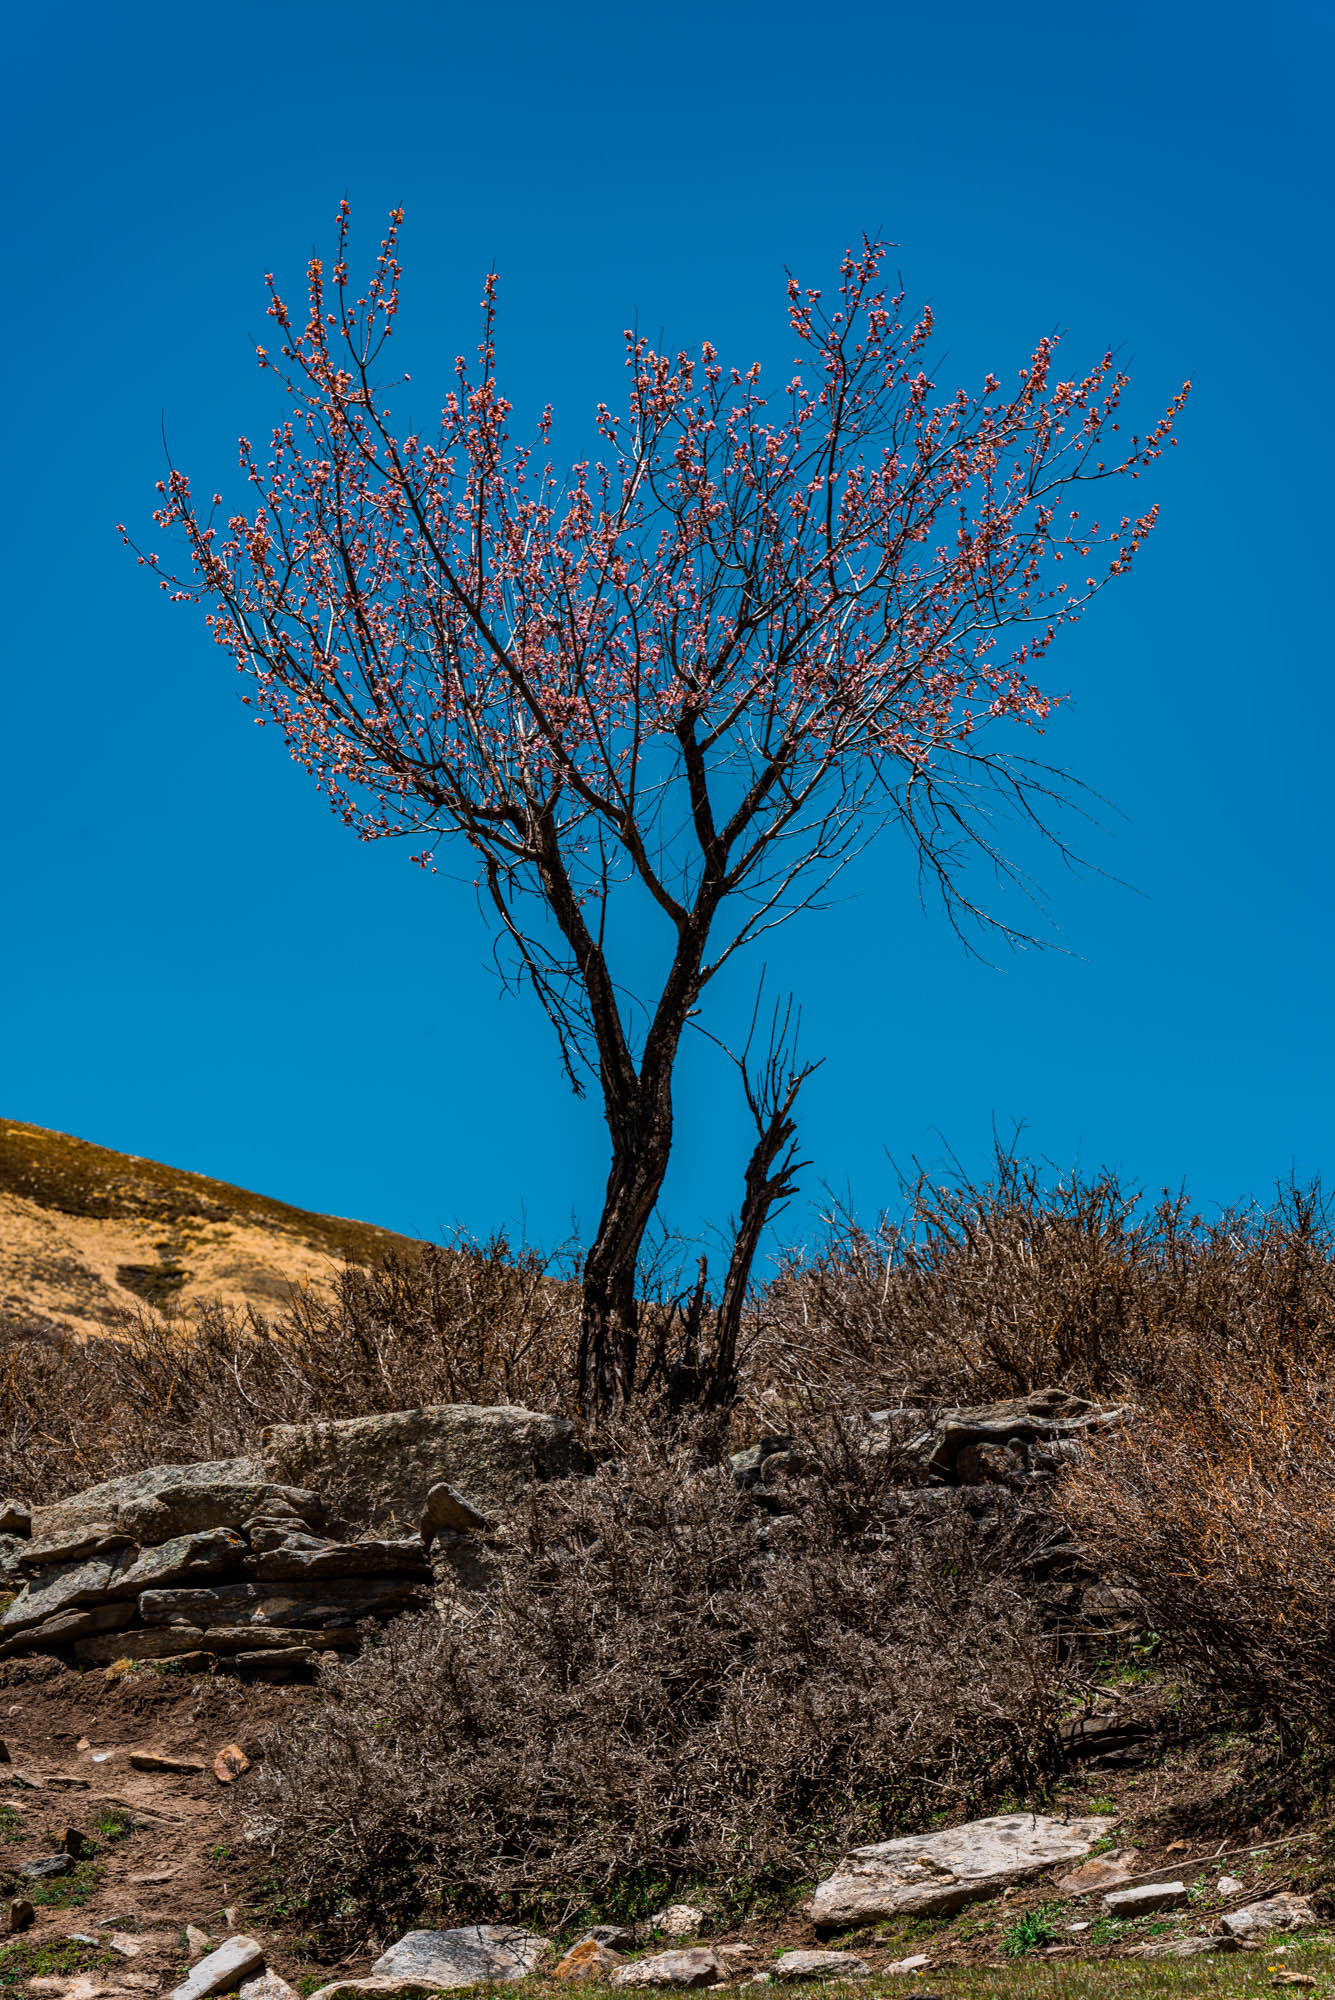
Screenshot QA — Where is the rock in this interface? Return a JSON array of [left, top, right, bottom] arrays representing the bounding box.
[[262, 1404, 580, 1527], [17, 1527, 135, 1569], [1217, 1875, 1245, 1896], [110, 1532, 248, 1597], [810, 1813, 1117, 1923], [213, 1743, 251, 1783], [554, 1938, 624, 1981], [1221, 1895, 1318, 1938], [139, 1578, 427, 1628], [728, 1437, 798, 1489], [128, 1870, 179, 1886], [129, 1752, 206, 1775], [899, 1390, 1129, 1484], [0, 1602, 138, 1656], [31, 1462, 323, 1545], [185, 1928, 214, 1958], [246, 1539, 430, 1582], [103, 1939, 142, 1960], [883, 1957, 930, 1974], [371, 1926, 550, 1987], [304, 1983, 438, 2000], [588, 1929, 635, 1949], [169, 1936, 266, 2000], [613, 1951, 726, 1989], [420, 1483, 491, 1542], [76, 1629, 209, 1665], [0, 1739, 8, 1762], [1104, 1881, 1187, 1916], [2, 1897, 35, 1933], [1272, 1973, 1318, 1988], [0, 1555, 137, 1636], [239, 1976, 301, 2000], [21, 1854, 74, 1880], [773, 1953, 871, 1981], [234, 1648, 318, 1679], [0, 1500, 30, 1537], [45, 1775, 90, 1791], [649, 1906, 707, 1938], [1055, 1850, 1139, 1894], [63, 1827, 93, 1857]]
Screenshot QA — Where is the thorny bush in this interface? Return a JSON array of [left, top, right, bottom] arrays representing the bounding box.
[[244, 1416, 1060, 1939]]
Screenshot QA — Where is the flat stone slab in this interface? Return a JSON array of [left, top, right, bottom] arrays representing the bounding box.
[[1104, 1881, 1187, 1916], [773, 1952, 871, 1981], [247, 1539, 430, 1581], [0, 1555, 135, 1635], [139, 1578, 427, 1628], [169, 1937, 266, 2000], [613, 1951, 726, 1989], [371, 1926, 549, 1987], [32, 1462, 322, 1544], [810, 1813, 1118, 1923]]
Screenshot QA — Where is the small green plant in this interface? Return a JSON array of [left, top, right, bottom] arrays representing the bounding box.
[[0, 1806, 23, 1843], [211, 1844, 234, 1862], [95, 1811, 134, 1843], [26, 1860, 104, 1909], [1002, 1903, 1062, 1956]]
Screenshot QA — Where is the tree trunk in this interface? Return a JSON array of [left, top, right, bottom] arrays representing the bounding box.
[[577, 1105, 674, 1417]]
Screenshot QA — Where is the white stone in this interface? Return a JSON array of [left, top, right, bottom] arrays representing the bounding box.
[[809, 1813, 1117, 1923], [170, 1938, 266, 2000], [1103, 1881, 1187, 1917], [371, 1927, 548, 1987], [883, 1958, 930, 1975], [1221, 1894, 1318, 1938], [240, 1975, 301, 2000], [772, 1951, 870, 1981], [613, 1950, 727, 1989], [1217, 1875, 1245, 1896], [648, 1906, 706, 1939]]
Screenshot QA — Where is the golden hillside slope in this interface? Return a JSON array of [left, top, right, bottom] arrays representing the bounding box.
[[0, 1118, 419, 1338]]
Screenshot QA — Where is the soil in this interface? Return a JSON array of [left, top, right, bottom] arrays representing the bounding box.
[[2, 1656, 1331, 1998]]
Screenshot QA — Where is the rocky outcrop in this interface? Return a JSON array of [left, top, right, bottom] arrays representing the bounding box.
[[261, 1404, 580, 1528], [30, 1460, 323, 1545], [370, 1927, 550, 1987], [809, 1812, 1118, 1924]]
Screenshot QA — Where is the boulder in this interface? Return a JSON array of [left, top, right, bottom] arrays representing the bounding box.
[[1221, 1894, 1318, 1938], [262, 1404, 580, 1527], [1, 1897, 35, 1933], [110, 1532, 247, 1597], [31, 1462, 323, 1545], [773, 1952, 870, 1981], [0, 1500, 30, 1537], [371, 1926, 549, 1987], [810, 1813, 1117, 1923], [613, 1950, 726, 1989], [18, 1527, 134, 1569], [169, 1937, 266, 2000], [894, 1390, 1129, 1484], [1104, 1881, 1187, 1916]]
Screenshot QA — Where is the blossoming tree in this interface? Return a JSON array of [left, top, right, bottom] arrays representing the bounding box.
[[133, 205, 1187, 1415]]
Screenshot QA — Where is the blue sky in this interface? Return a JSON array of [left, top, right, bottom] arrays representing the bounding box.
[[3, 0, 1331, 1261]]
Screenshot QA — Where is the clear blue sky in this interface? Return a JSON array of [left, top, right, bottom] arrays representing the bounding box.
[[3, 0, 1331, 1261]]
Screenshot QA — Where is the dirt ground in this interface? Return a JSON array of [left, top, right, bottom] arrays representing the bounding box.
[[3, 1654, 1333, 1998]]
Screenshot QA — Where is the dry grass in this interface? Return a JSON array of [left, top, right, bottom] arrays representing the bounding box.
[[246, 1415, 1061, 1938]]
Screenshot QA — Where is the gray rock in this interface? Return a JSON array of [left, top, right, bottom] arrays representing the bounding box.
[[262, 1404, 580, 1527], [32, 1461, 323, 1545], [899, 1390, 1128, 1483], [0, 1601, 136, 1656], [169, 1936, 266, 2000], [110, 1531, 248, 1596], [74, 1628, 208, 1664], [2, 1897, 35, 1933], [239, 1975, 301, 2000], [0, 1553, 136, 1635], [1054, 1850, 1139, 1894], [587, 1928, 635, 1949], [773, 1952, 871, 1981], [139, 1577, 428, 1628], [17, 1526, 134, 1569], [185, 1926, 215, 1958], [728, 1438, 798, 1490], [233, 1648, 319, 1678], [613, 1950, 726, 1989], [420, 1483, 491, 1542], [810, 1813, 1118, 1923], [304, 1983, 441, 2000], [0, 1500, 30, 1538], [1217, 1875, 1245, 1896], [372, 1926, 549, 1987], [21, 1854, 73, 1880], [1103, 1881, 1187, 1916], [1220, 1893, 1318, 1937], [246, 1538, 430, 1581]]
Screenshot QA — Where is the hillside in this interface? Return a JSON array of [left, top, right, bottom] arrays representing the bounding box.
[[0, 1117, 419, 1337]]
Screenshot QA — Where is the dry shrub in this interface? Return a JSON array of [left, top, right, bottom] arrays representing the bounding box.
[[0, 1237, 578, 1501], [1056, 1363, 1335, 1734], [247, 1417, 1060, 1938], [753, 1156, 1335, 1415]]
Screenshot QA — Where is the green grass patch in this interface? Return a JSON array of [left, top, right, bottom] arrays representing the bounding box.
[[0, 1940, 114, 1989], [24, 1859, 104, 1908]]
